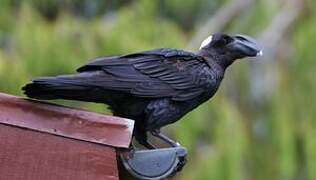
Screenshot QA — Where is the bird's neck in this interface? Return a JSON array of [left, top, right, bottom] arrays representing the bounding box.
[[198, 49, 234, 70]]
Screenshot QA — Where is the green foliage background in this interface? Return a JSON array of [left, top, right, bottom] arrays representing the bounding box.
[[0, 0, 315, 179]]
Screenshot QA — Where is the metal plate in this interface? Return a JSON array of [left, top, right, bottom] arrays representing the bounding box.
[[120, 147, 187, 180]]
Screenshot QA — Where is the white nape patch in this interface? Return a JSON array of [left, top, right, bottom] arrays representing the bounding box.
[[199, 35, 213, 50]]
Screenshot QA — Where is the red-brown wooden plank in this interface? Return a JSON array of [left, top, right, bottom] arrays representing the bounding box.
[[0, 93, 134, 148], [0, 124, 118, 180]]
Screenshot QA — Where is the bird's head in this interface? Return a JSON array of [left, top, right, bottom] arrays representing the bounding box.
[[199, 33, 263, 68]]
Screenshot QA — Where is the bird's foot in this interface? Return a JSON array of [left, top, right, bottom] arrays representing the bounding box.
[[139, 139, 158, 149], [151, 129, 180, 147]]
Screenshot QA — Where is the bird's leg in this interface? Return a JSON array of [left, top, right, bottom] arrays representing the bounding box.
[[151, 129, 180, 147], [135, 135, 157, 149], [134, 128, 158, 149], [139, 140, 157, 149]]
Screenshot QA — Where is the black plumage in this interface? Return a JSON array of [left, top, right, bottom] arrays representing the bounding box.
[[22, 33, 262, 148]]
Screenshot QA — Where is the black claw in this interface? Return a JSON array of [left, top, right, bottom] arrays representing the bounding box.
[[151, 129, 179, 147], [139, 140, 157, 149]]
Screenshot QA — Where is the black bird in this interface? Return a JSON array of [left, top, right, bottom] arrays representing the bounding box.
[[22, 33, 262, 149]]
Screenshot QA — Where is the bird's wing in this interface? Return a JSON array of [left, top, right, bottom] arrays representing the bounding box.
[[76, 48, 211, 101]]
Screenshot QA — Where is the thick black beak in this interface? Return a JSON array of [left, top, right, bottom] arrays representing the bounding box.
[[229, 34, 263, 57]]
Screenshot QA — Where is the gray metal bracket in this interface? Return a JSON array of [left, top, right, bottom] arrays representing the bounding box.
[[120, 147, 187, 180]]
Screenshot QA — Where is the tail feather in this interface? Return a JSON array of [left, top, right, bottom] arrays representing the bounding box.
[[22, 74, 147, 117], [22, 76, 90, 100]]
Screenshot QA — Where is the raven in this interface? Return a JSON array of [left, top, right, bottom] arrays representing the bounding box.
[[22, 33, 262, 149]]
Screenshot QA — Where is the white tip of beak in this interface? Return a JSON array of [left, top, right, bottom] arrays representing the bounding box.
[[257, 50, 263, 57]]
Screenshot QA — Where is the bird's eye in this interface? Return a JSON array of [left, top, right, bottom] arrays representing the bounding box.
[[222, 35, 233, 44], [214, 35, 232, 46], [219, 39, 227, 45]]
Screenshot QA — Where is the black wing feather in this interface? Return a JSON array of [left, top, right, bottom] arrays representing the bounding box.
[[76, 48, 210, 101]]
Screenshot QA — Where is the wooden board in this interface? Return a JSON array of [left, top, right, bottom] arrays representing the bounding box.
[[0, 93, 134, 148], [0, 124, 118, 180]]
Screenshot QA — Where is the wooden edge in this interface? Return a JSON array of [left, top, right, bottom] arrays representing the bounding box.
[[0, 92, 134, 148]]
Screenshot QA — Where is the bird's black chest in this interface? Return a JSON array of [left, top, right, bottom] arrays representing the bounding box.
[[179, 68, 224, 115], [188, 81, 221, 110], [144, 92, 218, 131], [200, 66, 223, 98]]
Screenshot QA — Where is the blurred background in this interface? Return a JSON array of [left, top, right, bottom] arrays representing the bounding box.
[[0, 0, 315, 179]]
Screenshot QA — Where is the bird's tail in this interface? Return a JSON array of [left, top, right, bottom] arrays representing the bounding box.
[[22, 75, 93, 101]]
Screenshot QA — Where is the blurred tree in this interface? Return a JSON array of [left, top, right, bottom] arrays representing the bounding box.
[[0, 0, 315, 179]]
